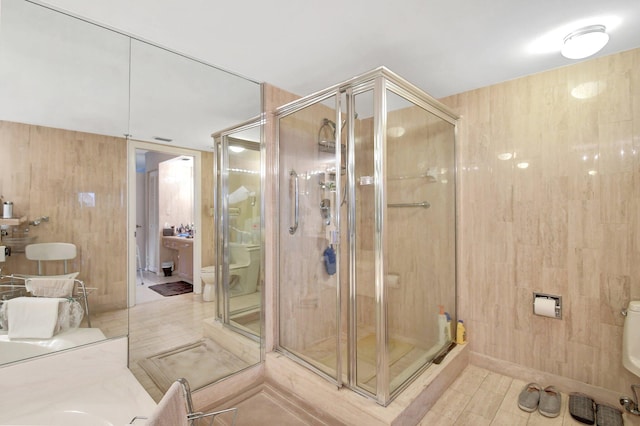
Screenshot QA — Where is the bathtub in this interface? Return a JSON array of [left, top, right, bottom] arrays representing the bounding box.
[[0, 337, 157, 425], [0, 328, 106, 365]]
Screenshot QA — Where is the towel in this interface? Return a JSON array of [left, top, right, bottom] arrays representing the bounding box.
[[6, 297, 66, 339], [146, 381, 188, 426], [229, 185, 250, 204], [25, 278, 75, 298]]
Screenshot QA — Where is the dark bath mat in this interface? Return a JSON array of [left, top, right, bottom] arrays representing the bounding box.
[[148, 281, 193, 297]]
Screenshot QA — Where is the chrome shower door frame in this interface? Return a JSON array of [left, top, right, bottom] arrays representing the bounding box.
[[275, 67, 459, 406], [275, 89, 345, 388], [213, 116, 264, 343]]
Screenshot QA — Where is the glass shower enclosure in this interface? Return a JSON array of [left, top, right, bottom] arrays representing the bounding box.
[[214, 118, 263, 341], [276, 67, 458, 405]]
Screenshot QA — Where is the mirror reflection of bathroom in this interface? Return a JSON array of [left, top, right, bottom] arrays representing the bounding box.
[[0, 0, 263, 407], [134, 149, 195, 304], [213, 121, 262, 340]]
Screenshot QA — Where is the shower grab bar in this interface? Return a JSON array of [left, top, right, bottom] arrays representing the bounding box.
[[289, 170, 299, 235], [387, 201, 431, 209]]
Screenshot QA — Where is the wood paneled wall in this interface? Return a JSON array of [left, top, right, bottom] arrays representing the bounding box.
[[0, 120, 127, 312], [441, 47, 640, 393]]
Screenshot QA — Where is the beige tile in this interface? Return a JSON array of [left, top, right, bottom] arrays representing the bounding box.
[[418, 409, 459, 426], [453, 410, 492, 426], [527, 409, 564, 426], [440, 48, 640, 396], [497, 379, 528, 416], [464, 389, 504, 420], [479, 371, 513, 395], [429, 385, 472, 421], [449, 365, 489, 396], [489, 408, 529, 426]]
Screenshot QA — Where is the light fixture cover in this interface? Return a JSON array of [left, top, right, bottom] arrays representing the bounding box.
[[561, 25, 609, 59]]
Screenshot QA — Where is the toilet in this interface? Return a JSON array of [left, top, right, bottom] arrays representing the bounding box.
[[229, 243, 260, 297], [201, 265, 216, 302], [200, 244, 260, 301], [623, 300, 640, 377]]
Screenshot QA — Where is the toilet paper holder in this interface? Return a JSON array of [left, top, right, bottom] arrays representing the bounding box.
[[533, 292, 562, 319]]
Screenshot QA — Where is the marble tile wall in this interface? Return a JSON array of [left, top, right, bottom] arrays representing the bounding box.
[[352, 107, 456, 346], [276, 99, 341, 354], [200, 151, 215, 268], [0, 120, 217, 314], [158, 158, 194, 236], [440, 47, 640, 394], [0, 120, 127, 312], [263, 83, 301, 352]]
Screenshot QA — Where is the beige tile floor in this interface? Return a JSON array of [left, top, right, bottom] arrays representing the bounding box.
[[420, 365, 640, 426], [92, 274, 640, 425]]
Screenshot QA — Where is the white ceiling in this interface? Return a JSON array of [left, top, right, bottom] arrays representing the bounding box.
[[36, 0, 640, 99]]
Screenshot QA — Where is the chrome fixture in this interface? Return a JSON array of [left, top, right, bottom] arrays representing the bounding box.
[[620, 384, 640, 416], [29, 216, 49, 226], [320, 199, 331, 225], [289, 170, 299, 235], [388, 201, 431, 209]]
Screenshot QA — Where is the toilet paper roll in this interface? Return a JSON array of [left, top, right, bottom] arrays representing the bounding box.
[[534, 297, 556, 318]]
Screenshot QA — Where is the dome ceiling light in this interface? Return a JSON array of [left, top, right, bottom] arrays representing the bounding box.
[[561, 25, 609, 59]]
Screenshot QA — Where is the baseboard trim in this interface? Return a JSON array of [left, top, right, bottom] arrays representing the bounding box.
[[469, 351, 625, 408]]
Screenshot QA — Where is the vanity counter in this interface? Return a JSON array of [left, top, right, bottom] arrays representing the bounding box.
[[162, 236, 193, 283], [162, 235, 194, 247]]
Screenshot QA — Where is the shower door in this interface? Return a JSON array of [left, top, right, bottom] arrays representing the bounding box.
[[214, 119, 263, 341], [380, 84, 457, 398], [277, 93, 343, 385]]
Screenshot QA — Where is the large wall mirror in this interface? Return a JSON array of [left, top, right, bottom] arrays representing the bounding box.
[[0, 0, 262, 401]]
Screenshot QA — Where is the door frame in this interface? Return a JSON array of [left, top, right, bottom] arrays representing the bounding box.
[[127, 139, 203, 307]]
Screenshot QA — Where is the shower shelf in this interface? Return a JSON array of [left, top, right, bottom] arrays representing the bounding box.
[[0, 216, 26, 226]]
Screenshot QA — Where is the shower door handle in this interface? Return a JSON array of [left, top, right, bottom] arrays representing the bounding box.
[[289, 170, 299, 235]]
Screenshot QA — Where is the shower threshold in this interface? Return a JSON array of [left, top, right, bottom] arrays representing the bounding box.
[[197, 344, 468, 425], [199, 380, 346, 425]]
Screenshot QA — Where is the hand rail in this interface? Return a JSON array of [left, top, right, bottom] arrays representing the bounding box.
[[289, 170, 299, 235], [387, 201, 430, 209]]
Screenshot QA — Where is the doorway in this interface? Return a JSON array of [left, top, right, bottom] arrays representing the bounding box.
[[127, 140, 202, 307]]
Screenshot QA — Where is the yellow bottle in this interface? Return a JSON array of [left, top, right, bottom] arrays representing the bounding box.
[[456, 320, 467, 344]]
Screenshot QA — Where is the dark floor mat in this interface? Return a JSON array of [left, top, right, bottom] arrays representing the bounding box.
[[148, 281, 193, 297], [596, 404, 623, 426], [569, 393, 595, 424]]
